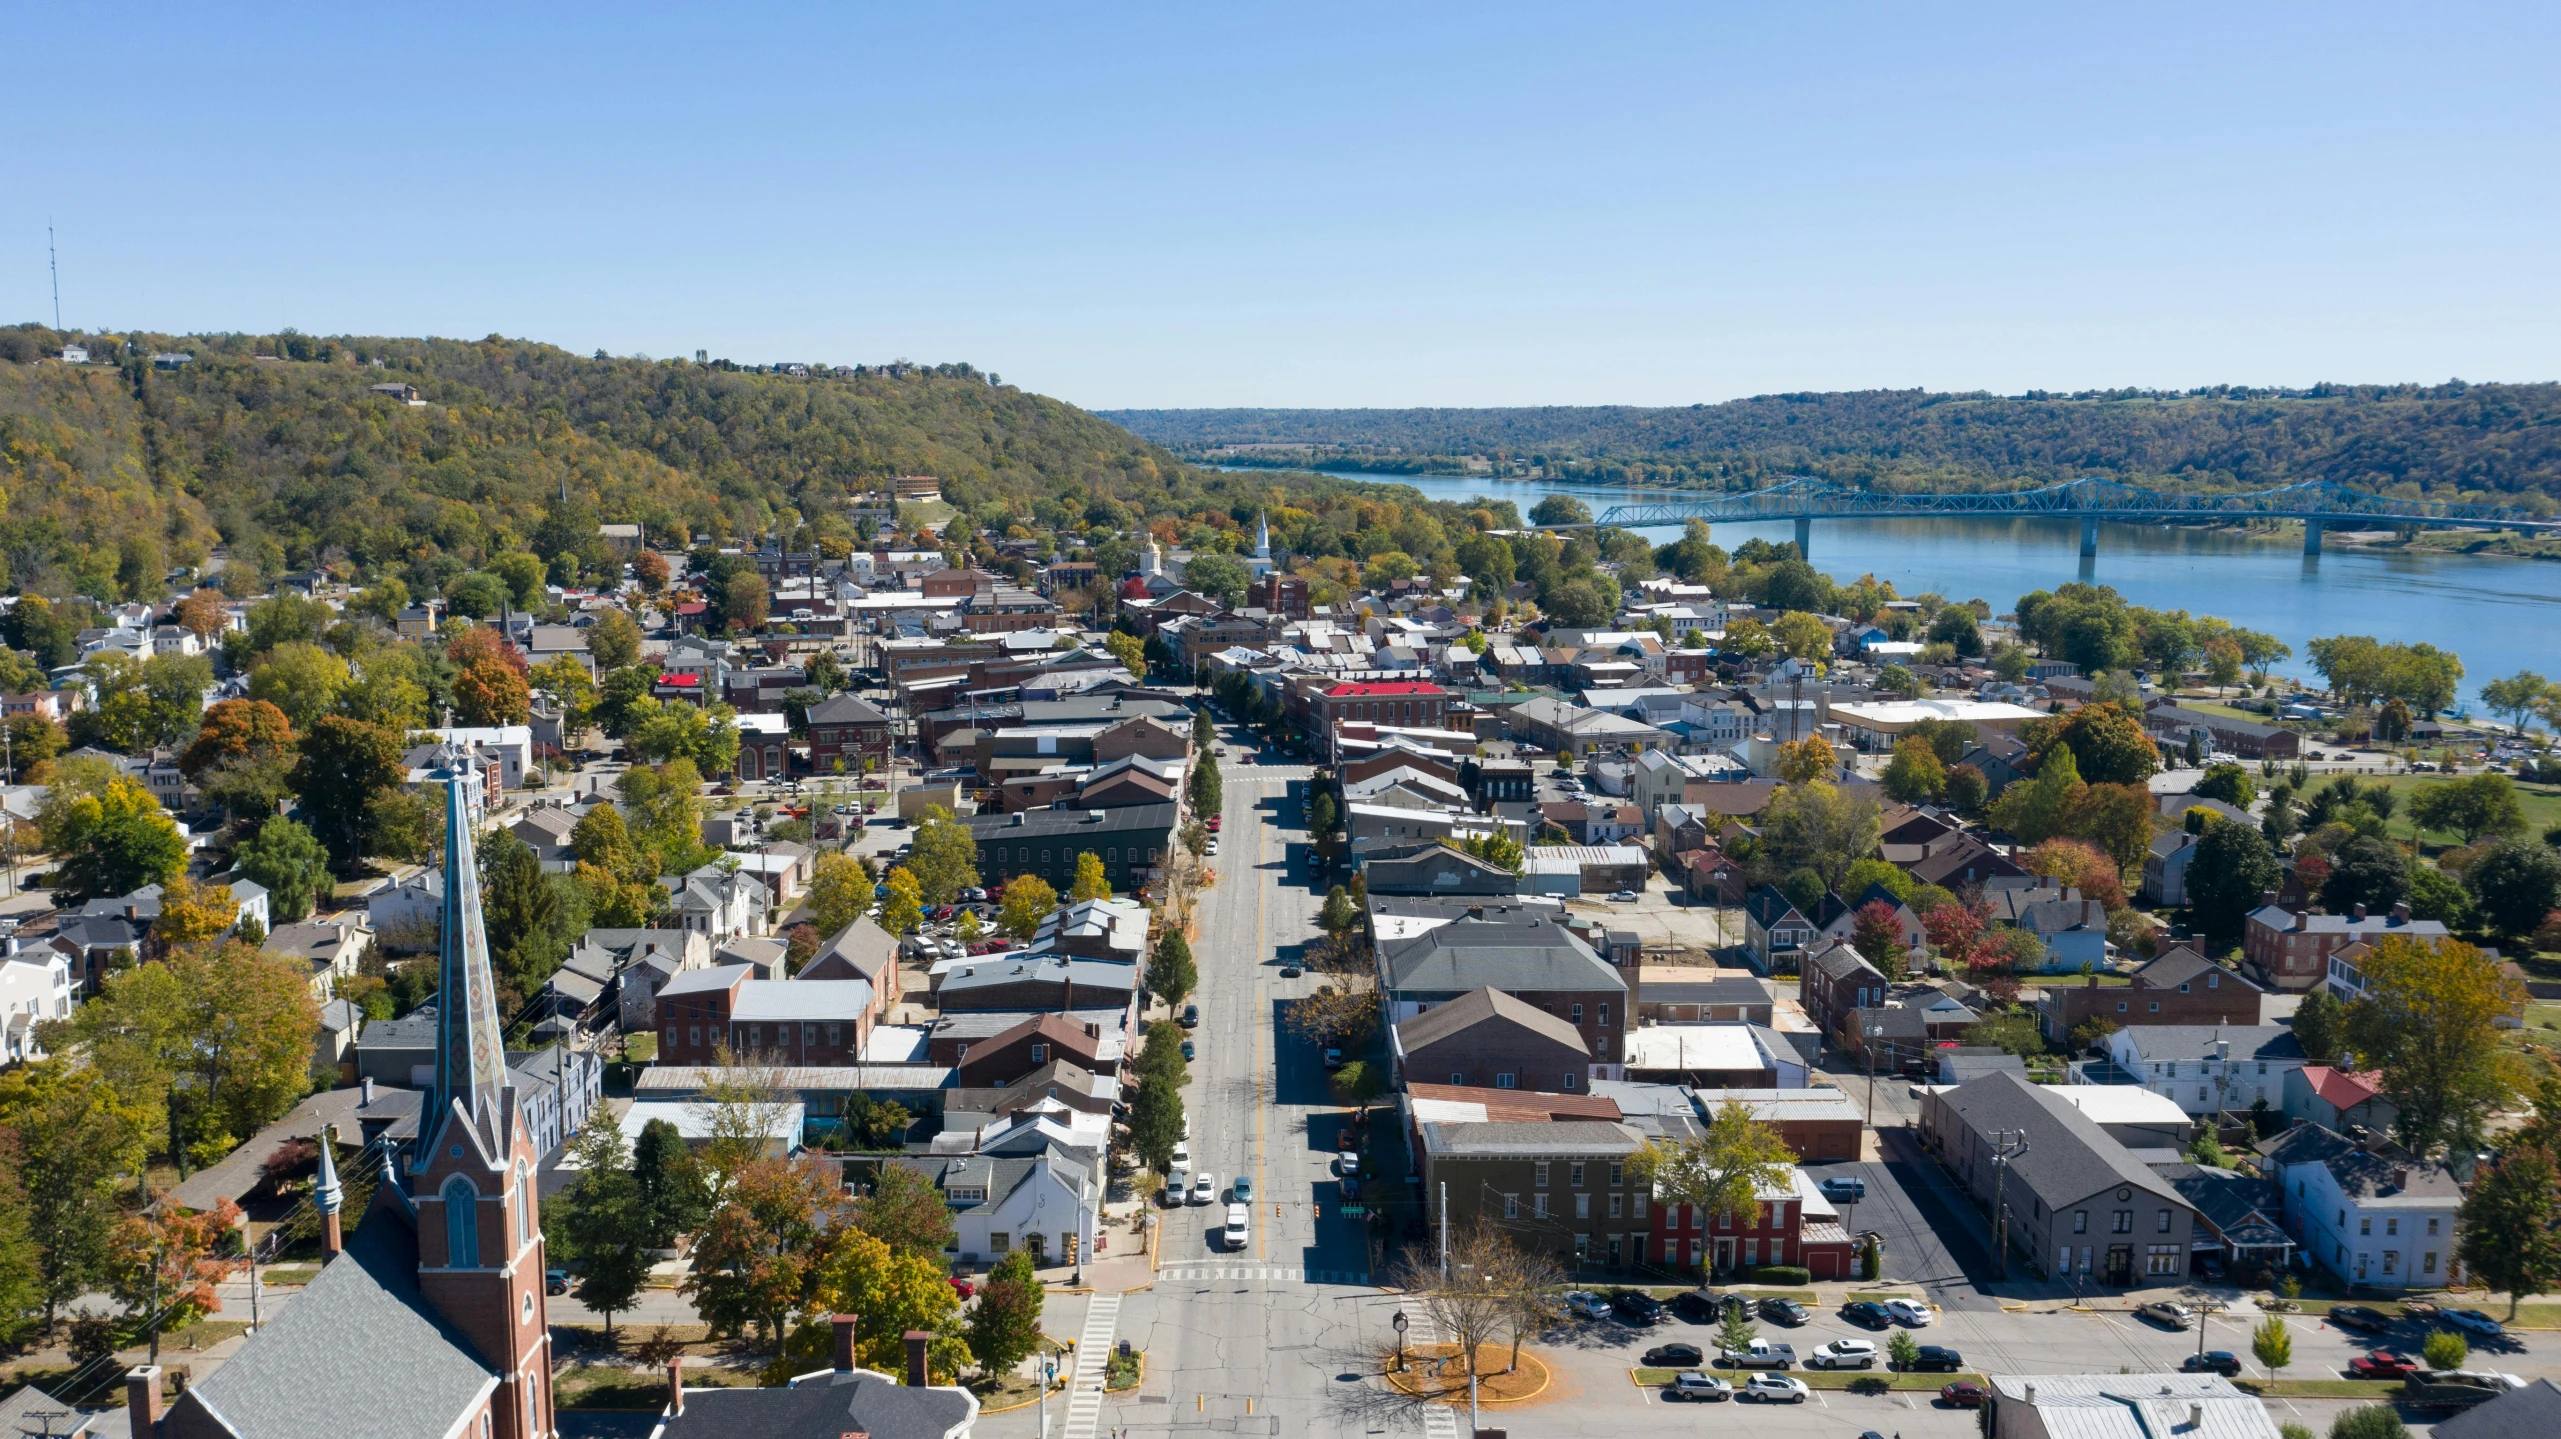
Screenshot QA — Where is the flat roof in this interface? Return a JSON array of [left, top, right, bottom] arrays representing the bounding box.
[[2045, 1084, 2195, 1126], [1622, 1025, 1768, 1072], [1832, 699, 2047, 725]]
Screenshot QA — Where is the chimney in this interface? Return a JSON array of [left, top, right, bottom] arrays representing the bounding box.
[[2293, 911, 2309, 932], [666, 1360, 684, 1414], [2350, 902, 2367, 922], [832, 1313, 859, 1372], [2024, 1382, 2037, 1404], [359, 1077, 375, 1107], [1467, 904, 1485, 920], [2391, 900, 2411, 923], [904, 1330, 931, 1386], [2086, 971, 2099, 990], [2392, 1166, 2410, 1191], [2187, 1402, 2204, 1429], [126, 1367, 163, 1439]]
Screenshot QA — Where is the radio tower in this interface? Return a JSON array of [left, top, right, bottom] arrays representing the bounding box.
[[48, 223, 62, 331]]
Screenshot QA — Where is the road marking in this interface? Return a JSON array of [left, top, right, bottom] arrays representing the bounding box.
[[1422, 1405, 1460, 1439], [1252, 766, 1269, 1261], [1060, 1292, 1121, 1439]]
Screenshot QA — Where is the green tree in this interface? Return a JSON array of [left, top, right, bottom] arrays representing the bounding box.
[[1181, 553, 1249, 608], [2195, 763, 2257, 808], [1882, 736, 1946, 804], [879, 867, 924, 937], [852, 1162, 958, 1257], [632, 1117, 711, 1248], [589, 608, 644, 671], [559, 1110, 651, 1336], [2458, 1144, 2561, 1321], [0, 1062, 151, 1331], [904, 806, 981, 905], [2251, 1313, 2293, 1382], [246, 642, 350, 734], [38, 763, 187, 902], [2342, 936, 2525, 1156], [2292, 989, 2346, 1067], [70, 939, 319, 1174], [1713, 1303, 1759, 1354], [967, 1248, 1044, 1379], [2187, 819, 2282, 939], [481, 829, 571, 1004], [291, 716, 409, 872], [489, 551, 549, 609], [1944, 763, 1989, 813], [2466, 839, 2561, 938], [2408, 774, 2529, 844], [1887, 1328, 1922, 1370], [1129, 1071, 1184, 1175], [2421, 1328, 2470, 1371], [1988, 743, 2083, 845], [2327, 1405, 2409, 1439], [1758, 780, 1883, 888], [1189, 753, 1223, 818], [234, 816, 331, 925], [1319, 885, 1360, 933], [2481, 670, 2552, 734], [2321, 836, 2408, 915], [1151, 929, 1197, 1005]]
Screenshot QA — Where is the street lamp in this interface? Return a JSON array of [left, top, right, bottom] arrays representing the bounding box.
[[1391, 1310, 1407, 1372], [1037, 1350, 1059, 1439]]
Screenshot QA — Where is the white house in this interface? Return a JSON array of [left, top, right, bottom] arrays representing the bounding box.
[[2256, 1123, 2465, 1289], [417, 725, 535, 789], [2100, 1025, 2307, 1117], [887, 1153, 1101, 1271], [366, 868, 443, 935], [0, 946, 75, 1064], [671, 867, 772, 941]]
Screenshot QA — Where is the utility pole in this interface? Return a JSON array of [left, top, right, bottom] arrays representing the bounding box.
[[1988, 1129, 2031, 1282], [48, 223, 61, 332], [1439, 1182, 1449, 1285]]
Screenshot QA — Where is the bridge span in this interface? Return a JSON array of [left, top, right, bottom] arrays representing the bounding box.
[[1539, 476, 2559, 559]]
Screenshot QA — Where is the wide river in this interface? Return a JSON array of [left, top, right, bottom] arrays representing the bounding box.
[[1250, 468, 2561, 713]]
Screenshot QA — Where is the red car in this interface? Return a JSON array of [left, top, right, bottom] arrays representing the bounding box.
[[1206, 815, 1222, 832], [2347, 1354, 2419, 1381], [1939, 1382, 1987, 1408], [948, 1277, 976, 1300]]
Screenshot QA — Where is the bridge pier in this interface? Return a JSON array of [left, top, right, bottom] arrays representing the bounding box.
[[2080, 517, 2099, 559], [2303, 519, 2323, 556], [1793, 516, 1811, 561]]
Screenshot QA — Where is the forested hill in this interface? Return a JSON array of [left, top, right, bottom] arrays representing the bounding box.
[[1104, 385, 2561, 506], [0, 323, 1229, 599]]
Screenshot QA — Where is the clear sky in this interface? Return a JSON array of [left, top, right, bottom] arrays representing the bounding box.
[[11, 4, 2557, 409]]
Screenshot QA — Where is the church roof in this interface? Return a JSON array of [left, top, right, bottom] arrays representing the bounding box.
[[659, 1366, 976, 1439], [425, 767, 514, 1167], [175, 1213, 498, 1439]]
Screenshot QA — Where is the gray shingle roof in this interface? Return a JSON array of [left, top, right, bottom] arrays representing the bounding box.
[[1393, 987, 1591, 1057], [177, 1215, 498, 1439], [964, 802, 1177, 843], [1379, 915, 1623, 998], [2119, 1025, 2304, 1064], [658, 1365, 977, 1439], [2432, 1378, 2561, 1439], [1935, 1071, 2187, 1213], [0, 1383, 92, 1438], [2255, 1123, 2465, 1202], [1418, 1119, 1645, 1158]]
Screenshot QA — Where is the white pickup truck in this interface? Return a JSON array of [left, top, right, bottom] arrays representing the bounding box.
[[1718, 1339, 1797, 1369]]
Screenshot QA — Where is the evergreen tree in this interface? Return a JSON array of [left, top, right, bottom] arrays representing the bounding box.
[[1151, 930, 1197, 1005]]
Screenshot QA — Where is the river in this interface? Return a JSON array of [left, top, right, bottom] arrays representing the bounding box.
[[1239, 467, 2561, 712]]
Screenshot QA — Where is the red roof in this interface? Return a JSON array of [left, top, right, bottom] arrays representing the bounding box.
[[656, 672, 701, 688], [674, 601, 708, 615], [2301, 1066, 2383, 1110], [1327, 681, 1448, 698]]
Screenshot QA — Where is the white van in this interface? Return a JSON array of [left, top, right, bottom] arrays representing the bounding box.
[[1222, 1203, 1250, 1250]]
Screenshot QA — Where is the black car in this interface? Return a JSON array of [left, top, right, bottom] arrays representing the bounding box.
[[1908, 1345, 1964, 1373], [1671, 1290, 1721, 1324], [1179, 1004, 1200, 1028], [1758, 1297, 1809, 1326], [2183, 1351, 2242, 1377], [1841, 1300, 1892, 1329], [1644, 1343, 1705, 1367], [1612, 1290, 1665, 1326], [2327, 1305, 2392, 1335]]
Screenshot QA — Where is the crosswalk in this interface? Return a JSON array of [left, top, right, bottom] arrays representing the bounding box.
[[1061, 1292, 1121, 1439], [1403, 1313, 1462, 1439], [1156, 1266, 1370, 1285]]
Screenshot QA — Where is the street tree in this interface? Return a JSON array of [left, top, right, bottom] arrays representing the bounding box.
[[1129, 1071, 1184, 1175], [632, 1118, 711, 1248], [1629, 1101, 1797, 1226], [997, 874, 1057, 939], [2252, 1313, 2293, 1382], [2457, 1144, 2561, 1320], [0, 1061, 151, 1333], [683, 1155, 840, 1353], [1150, 929, 1197, 1005], [559, 1108, 651, 1336], [1069, 850, 1110, 903], [800, 1227, 970, 1382], [852, 1163, 957, 1257], [1389, 1223, 1517, 1385], [2342, 936, 2526, 1156], [967, 1248, 1043, 1380], [904, 806, 981, 904]]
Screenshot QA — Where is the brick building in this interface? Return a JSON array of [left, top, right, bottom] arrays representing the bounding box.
[[2241, 901, 2448, 992], [2035, 944, 2267, 1042]]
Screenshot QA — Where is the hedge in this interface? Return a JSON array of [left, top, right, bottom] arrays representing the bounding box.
[[1745, 1265, 1812, 1286]]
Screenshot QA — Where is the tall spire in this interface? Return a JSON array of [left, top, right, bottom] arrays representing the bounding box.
[[1256, 512, 1270, 559], [423, 765, 510, 1166]]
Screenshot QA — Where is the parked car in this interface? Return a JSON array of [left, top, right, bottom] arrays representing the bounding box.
[[1612, 1290, 1664, 1326], [2348, 1354, 2421, 1381], [2184, 1351, 2242, 1377], [1565, 1291, 1613, 1321], [2443, 1309, 2506, 1339], [1757, 1297, 1809, 1326], [1819, 1175, 1868, 1202], [1940, 1381, 1989, 1408], [1908, 1345, 1965, 1373], [2327, 1305, 2392, 1335], [1180, 1039, 1196, 1061], [1807, 1340, 1878, 1370], [1280, 963, 1302, 977], [1190, 1172, 1216, 1205], [1179, 1003, 1200, 1028], [1671, 1290, 1722, 1324], [1323, 1047, 1344, 1069], [1666, 1372, 1731, 1402], [1232, 1176, 1254, 1204], [1841, 1300, 1892, 1329], [1742, 1374, 1810, 1403], [1643, 1343, 1705, 1368], [1718, 1339, 1796, 1369], [1172, 1138, 1190, 1167], [2137, 1302, 2196, 1331], [545, 1269, 568, 1296], [1883, 1299, 1934, 1327], [947, 1276, 976, 1300], [1609, 889, 1639, 902]]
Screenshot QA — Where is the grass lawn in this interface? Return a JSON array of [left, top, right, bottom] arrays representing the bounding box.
[[258, 1264, 320, 1288], [2232, 1379, 2406, 1398], [2021, 974, 2131, 987], [624, 1032, 657, 1062], [2363, 774, 2561, 847], [161, 1318, 249, 1351]]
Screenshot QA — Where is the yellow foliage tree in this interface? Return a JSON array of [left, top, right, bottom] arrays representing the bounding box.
[[1776, 734, 1837, 784], [1070, 850, 1111, 903]]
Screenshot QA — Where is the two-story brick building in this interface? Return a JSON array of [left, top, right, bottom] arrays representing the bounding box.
[[1648, 1165, 1855, 1279], [654, 965, 876, 1064], [1373, 897, 1630, 1076], [804, 693, 895, 774], [2242, 901, 2449, 992], [1798, 939, 1889, 1047], [2035, 944, 2267, 1043], [1315, 680, 1451, 737]]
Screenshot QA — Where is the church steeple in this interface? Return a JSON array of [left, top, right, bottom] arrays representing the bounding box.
[[1256, 512, 1271, 559], [422, 764, 512, 1168]]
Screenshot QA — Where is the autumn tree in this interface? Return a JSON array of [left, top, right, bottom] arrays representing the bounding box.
[[805, 853, 869, 939], [1069, 850, 1111, 903], [683, 1155, 841, 1353], [1775, 734, 1837, 784], [38, 762, 186, 902], [1882, 736, 1946, 804], [905, 806, 981, 905], [967, 1248, 1043, 1379], [1850, 901, 1908, 981], [2023, 702, 2160, 785], [2024, 837, 2127, 911], [795, 1226, 969, 1382], [879, 866, 924, 936], [997, 874, 1057, 938], [589, 607, 645, 669], [73, 939, 319, 1173], [180, 698, 297, 785], [1629, 1101, 1798, 1238], [852, 1162, 958, 1257], [150, 876, 241, 952], [2343, 936, 2526, 1156], [112, 1196, 244, 1340]]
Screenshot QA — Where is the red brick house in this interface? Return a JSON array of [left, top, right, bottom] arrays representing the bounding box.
[[805, 693, 893, 774], [1315, 680, 1451, 734], [947, 1013, 1111, 1087], [2241, 901, 2448, 992], [1648, 1168, 1855, 1278]]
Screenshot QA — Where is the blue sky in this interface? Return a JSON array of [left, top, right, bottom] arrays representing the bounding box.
[[11, 4, 2557, 408]]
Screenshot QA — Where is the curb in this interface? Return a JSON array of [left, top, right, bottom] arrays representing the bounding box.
[[1381, 1347, 1552, 1407]]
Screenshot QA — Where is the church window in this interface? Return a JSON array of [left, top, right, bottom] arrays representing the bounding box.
[[515, 1168, 532, 1246], [444, 1176, 480, 1266]]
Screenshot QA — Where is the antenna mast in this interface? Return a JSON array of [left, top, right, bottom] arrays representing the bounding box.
[[48, 223, 61, 332]]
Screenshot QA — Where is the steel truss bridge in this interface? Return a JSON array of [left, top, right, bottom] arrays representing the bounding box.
[[1542, 476, 2560, 558]]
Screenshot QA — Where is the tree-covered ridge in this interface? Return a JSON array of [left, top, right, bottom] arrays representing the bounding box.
[[1104, 384, 2561, 508], [0, 324, 1251, 598]]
